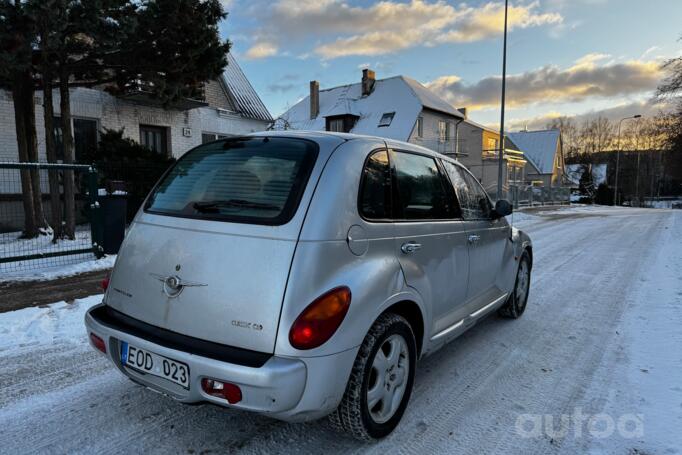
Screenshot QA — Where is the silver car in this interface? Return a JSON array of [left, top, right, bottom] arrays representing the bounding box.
[[85, 131, 532, 440]]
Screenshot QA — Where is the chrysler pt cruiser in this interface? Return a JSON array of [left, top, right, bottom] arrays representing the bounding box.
[[85, 131, 532, 440]]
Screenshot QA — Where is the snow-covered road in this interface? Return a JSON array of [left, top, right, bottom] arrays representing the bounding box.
[[1, 206, 681, 454]]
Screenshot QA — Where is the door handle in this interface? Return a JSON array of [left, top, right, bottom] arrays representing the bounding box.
[[401, 241, 422, 254], [468, 234, 481, 244]]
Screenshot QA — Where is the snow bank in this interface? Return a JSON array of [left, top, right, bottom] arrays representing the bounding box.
[[0, 295, 102, 352]]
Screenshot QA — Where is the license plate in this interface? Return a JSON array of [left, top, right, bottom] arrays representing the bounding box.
[[120, 341, 190, 389]]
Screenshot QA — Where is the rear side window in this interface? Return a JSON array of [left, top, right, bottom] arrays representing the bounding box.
[[145, 137, 318, 225], [359, 150, 392, 220], [442, 161, 491, 220], [391, 151, 456, 220]]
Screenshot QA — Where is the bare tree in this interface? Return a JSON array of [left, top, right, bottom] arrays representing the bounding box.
[[546, 116, 580, 157], [581, 116, 615, 154]]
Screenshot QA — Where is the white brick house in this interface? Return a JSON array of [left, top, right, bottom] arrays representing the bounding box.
[[0, 53, 272, 164]]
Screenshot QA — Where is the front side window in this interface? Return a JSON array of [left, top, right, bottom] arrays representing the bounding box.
[[442, 161, 491, 220], [359, 150, 391, 220], [145, 137, 318, 225], [391, 151, 455, 220]]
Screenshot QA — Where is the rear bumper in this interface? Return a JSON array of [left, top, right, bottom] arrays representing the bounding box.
[[85, 304, 357, 421]]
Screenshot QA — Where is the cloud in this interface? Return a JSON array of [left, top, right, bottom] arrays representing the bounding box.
[[218, 0, 234, 11], [503, 99, 671, 131], [244, 42, 278, 59], [267, 83, 297, 93], [244, 0, 562, 59], [427, 55, 663, 111]]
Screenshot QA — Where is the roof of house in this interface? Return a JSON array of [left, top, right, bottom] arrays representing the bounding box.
[[221, 53, 272, 122], [280, 76, 463, 141], [463, 118, 499, 135], [507, 129, 561, 174]]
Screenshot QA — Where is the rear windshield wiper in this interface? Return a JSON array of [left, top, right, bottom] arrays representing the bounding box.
[[193, 199, 281, 212]]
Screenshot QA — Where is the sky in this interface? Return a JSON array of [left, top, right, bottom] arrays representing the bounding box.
[[218, 0, 682, 130]]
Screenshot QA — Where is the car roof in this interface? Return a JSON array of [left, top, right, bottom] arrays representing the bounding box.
[[250, 130, 464, 167]]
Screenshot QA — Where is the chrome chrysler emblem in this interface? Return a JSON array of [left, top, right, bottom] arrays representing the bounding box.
[[150, 273, 207, 298]]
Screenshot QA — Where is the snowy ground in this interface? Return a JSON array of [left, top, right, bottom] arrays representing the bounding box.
[[1, 206, 681, 454]]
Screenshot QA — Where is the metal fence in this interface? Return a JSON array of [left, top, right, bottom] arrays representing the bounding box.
[[0, 162, 103, 274], [507, 185, 571, 208]]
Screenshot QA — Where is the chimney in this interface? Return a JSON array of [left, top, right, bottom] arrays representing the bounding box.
[[457, 107, 468, 119], [362, 69, 376, 96], [310, 80, 319, 119]]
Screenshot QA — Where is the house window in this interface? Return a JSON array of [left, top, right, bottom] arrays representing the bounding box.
[[54, 116, 98, 162], [202, 132, 230, 144], [438, 121, 450, 142], [416, 117, 423, 138], [325, 114, 358, 133], [140, 125, 169, 155], [378, 112, 395, 127], [328, 118, 344, 132], [484, 137, 499, 157]]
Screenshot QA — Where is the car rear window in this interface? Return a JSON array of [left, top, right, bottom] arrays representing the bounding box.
[[144, 137, 318, 225]]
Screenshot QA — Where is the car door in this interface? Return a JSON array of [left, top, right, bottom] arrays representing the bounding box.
[[441, 161, 510, 309], [389, 149, 470, 337]]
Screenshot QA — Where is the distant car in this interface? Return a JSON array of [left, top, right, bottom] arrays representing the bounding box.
[[85, 132, 533, 440], [672, 201, 682, 209]]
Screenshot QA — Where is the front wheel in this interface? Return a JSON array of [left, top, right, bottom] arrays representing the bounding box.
[[329, 313, 417, 441], [499, 250, 531, 319]]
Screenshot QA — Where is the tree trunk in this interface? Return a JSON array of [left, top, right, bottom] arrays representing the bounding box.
[[22, 74, 50, 232], [59, 68, 76, 239], [11, 73, 38, 239], [41, 36, 64, 242]]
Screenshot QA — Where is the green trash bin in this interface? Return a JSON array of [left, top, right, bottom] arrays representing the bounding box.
[[98, 190, 127, 254]]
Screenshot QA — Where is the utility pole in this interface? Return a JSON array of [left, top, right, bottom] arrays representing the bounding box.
[[496, 0, 508, 201]]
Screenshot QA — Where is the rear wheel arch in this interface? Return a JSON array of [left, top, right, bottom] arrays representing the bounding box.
[[382, 300, 424, 358], [525, 245, 533, 268]]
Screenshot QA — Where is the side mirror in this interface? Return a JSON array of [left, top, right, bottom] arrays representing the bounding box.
[[493, 199, 512, 218]]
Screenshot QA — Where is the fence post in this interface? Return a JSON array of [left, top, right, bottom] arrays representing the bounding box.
[[88, 167, 105, 259]]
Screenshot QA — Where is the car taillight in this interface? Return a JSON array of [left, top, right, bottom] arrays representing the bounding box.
[[201, 378, 242, 404], [101, 274, 110, 291], [289, 286, 351, 350], [90, 333, 106, 354]]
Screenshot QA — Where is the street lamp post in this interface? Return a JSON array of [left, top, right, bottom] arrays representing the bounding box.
[[496, 0, 509, 201], [613, 114, 642, 206]]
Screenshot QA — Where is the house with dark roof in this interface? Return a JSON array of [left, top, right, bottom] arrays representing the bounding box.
[[277, 69, 465, 155], [0, 53, 272, 164], [507, 129, 566, 188]]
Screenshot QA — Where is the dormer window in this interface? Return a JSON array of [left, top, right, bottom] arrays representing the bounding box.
[[325, 114, 359, 133], [378, 112, 395, 127]]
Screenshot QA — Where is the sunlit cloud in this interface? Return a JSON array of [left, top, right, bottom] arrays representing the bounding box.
[[497, 100, 670, 131], [244, 0, 562, 59], [427, 55, 664, 111], [244, 42, 278, 59]]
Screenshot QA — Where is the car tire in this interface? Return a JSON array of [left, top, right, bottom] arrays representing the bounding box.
[[498, 250, 531, 319], [328, 313, 417, 441]]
